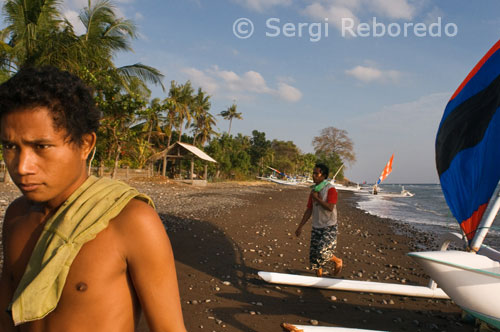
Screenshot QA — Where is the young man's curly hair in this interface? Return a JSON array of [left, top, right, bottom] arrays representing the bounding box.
[[315, 163, 329, 178], [0, 66, 101, 145]]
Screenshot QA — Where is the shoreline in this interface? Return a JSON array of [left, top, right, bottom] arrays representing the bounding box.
[[0, 181, 475, 331]]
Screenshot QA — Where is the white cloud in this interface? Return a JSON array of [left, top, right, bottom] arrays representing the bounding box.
[[183, 66, 302, 103], [182, 67, 218, 94], [63, 9, 86, 35], [277, 82, 303, 102], [234, 0, 291, 12], [302, 0, 416, 34], [60, 0, 132, 34], [303, 2, 359, 31], [345, 65, 401, 83], [211, 68, 272, 93], [135, 12, 144, 21], [243, 71, 273, 93], [369, 0, 414, 20]]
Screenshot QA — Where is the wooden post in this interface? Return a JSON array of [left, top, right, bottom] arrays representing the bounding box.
[[99, 161, 104, 177], [162, 155, 167, 177], [190, 159, 194, 180], [204, 164, 208, 180]]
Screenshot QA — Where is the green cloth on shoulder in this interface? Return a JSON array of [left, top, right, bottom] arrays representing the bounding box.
[[310, 179, 330, 192], [9, 176, 154, 325]]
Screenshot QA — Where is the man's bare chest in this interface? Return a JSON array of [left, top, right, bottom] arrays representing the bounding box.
[[8, 217, 127, 300]]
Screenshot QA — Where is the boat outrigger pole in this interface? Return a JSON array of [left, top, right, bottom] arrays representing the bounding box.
[[332, 164, 344, 181], [470, 181, 500, 252]]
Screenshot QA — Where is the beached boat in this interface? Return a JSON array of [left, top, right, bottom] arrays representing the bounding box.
[[409, 39, 500, 329], [259, 166, 308, 186], [329, 165, 362, 192], [331, 181, 362, 192]]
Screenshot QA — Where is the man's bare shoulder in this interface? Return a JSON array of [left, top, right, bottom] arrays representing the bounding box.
[[110, 198, 166, 245], [114, 198, 159, 226]]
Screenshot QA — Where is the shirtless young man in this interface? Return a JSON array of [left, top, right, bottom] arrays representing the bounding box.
[[0, 67, 187, 331]]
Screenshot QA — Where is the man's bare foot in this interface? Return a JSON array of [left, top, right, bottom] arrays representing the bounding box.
[[315, 268, 323, 277], [333, 259, 343, 276]]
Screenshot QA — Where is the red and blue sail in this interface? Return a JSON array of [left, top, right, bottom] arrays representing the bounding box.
[[377, 154, 394, 185], [436, 39, 500, 242]]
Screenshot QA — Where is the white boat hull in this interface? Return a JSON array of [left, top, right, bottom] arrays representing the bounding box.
[[409, 250, 500, 328], [258, 272, 449, 299]]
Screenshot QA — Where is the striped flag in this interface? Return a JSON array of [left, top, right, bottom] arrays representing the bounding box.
[[436, 39, 500, 242], [377, 154, 394, 185]]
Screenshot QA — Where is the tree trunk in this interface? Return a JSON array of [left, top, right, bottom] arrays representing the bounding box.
[[177, 123, 183, 143], [112, 144, 121, 179], [99, 161, 104, 177], [138, 125, 153, 165], [163, 131, 173, 177]]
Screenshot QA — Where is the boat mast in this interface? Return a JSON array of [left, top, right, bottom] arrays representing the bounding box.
[[332, 164, 344, 181], [470, 181, 500, 252]]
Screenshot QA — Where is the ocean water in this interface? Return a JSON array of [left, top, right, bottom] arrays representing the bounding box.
[[351, 183, 500, 251]]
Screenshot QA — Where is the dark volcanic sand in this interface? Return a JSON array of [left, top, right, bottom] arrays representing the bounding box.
[[131, 181, 474, 332], [0, 180, 477, 332]]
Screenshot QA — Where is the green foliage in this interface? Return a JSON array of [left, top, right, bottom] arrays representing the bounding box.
[[219, 103, 242, 135], [204, 132, 338, 181], [315, 151, 344, 180], [0, 1, 357, 180]]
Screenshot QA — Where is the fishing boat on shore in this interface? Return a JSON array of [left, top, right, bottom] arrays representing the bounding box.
[[330, 165, 362, 192], [409, 39, 500, 329], [258, 166, 307, 186]]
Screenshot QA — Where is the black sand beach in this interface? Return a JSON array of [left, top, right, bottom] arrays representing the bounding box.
[[0, 180, 477, 331]]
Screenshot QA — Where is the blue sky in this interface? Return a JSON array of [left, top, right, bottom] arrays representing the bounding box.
[[56, 1, 500, 183]]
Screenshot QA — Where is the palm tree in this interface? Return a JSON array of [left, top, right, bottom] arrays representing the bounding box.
[[175, 81, 193, 142], [0, 0, 163, 91], [160, 81, 193, 176], [190, 88, 211, 145], [76, 0, 163, 91], [164, 81, 181, 148], [1, 0, 65, 70], [133, 97, 166, 165], [219, 103, 242, 135]]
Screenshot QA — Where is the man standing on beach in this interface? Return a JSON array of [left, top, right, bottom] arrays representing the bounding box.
[[295, 163, 343, 277], [0, 67, 187, 331]]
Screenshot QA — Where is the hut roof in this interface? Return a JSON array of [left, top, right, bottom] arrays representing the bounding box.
[[149, 142, 217, 163]]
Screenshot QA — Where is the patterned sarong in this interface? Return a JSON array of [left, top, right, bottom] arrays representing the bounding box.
[[309, 224, 338, 270]]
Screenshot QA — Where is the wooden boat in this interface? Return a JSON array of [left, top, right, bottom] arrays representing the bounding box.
[[409, 39, 500, 329]]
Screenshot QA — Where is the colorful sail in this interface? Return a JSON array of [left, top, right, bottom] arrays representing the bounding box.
[[376, 154, 394, 185], [267, 166, 287, 178], [436, 39, 500, 242]]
